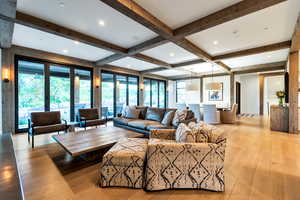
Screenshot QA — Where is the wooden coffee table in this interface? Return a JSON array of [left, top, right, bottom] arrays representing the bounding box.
[[52, 126, 144, 157]]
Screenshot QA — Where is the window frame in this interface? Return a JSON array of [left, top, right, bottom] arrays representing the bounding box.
[[143, 78, 167, 108], [101, 70, 140, 118], [14, 55, 93, 133]]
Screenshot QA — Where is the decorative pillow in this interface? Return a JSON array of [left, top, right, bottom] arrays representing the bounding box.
[[121, 106, 136, 118], [188, 121, 210, 143], [145, 107, 165, 122], [161, 111, 175, 126], [135, 106, 148, 119], [172, 109, 188, 127], [126, 108, 140, 119], [175, 123, 195, 143]]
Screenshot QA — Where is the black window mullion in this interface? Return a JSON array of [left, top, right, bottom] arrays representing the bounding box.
[[70, 68, 75, 121], [44, 64, 50, 111], [113, 74, 117, 117], [150, 79, 152, 107], [158, 81, 160, 108], [126, 76, 129, 106]]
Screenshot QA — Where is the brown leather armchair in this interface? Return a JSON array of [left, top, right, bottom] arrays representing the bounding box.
[[220, 104, 238, 124], [78, 108, 107, 130], [28, 111, 68, 148]]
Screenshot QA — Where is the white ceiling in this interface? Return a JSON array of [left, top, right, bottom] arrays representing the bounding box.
[[134, 0, 242, 29], [110, 57, 159, 71], [222, 48, 289, 68], [13, 24, 114, 61], [187, 0, 300, 56], [142, 42, 198, 64], [180, 62, 225, 73], [17, 0, 157, 48], [151, 69, 190, 77]]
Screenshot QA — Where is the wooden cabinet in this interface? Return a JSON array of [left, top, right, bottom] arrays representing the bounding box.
[[270, 105, 289, 132]]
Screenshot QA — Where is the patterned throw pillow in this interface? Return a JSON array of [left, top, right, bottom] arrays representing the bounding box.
[[161, 111, 175, 126], [172, 110, 188, 127], [126, 108, 140, 119], [188, 121, 212, 143], [175, 123, 195, 143]]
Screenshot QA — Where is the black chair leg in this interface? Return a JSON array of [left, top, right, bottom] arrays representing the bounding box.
[[32, 135, 34, 148], [28, 133, 30, 143]]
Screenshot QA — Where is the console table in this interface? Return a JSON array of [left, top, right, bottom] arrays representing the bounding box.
[[270, 105, 289, 132]]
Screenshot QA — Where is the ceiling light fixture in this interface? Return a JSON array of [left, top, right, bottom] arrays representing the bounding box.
[[213, 40, 219, 45], [206, 63, 222, 91], [62, 49, 68, 53], [98, 20, 105, 26], [169, 52, 175, 57], [74, 41, 79, 45]]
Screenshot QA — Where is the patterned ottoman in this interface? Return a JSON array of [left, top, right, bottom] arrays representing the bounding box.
[[100, 138, 148, 188]]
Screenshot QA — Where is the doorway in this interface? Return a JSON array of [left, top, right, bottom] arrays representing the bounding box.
[[236, 82, 241, 114]]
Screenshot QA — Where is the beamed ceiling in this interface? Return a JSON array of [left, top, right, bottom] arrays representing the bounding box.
[[2, 0, 300, 79]]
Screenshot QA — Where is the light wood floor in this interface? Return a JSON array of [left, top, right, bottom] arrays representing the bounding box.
[[12, 117, 300, 200]]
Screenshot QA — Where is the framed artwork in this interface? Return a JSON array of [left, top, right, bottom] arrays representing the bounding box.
[[208, 83, 223, 101]]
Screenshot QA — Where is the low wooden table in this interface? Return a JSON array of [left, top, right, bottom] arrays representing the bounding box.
[[52, 127, 144, 158]]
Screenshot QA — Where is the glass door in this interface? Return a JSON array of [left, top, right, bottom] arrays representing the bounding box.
[[17, 60, 45, 130], [116, 75, 127, 115], [101, 73, 114, 118], [128, 77, 138, 106], [49, 65, 71, 121], [159, 81, 166, 108], [151, 80, 158, 107]]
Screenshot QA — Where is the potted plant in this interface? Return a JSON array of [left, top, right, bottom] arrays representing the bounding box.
[[276, 91, 285, 106]]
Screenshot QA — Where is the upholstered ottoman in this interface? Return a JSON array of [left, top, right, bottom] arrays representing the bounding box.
[[100, 138, 148, 188]]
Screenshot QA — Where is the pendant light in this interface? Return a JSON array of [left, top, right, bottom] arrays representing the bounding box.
[[206, 63, 222, 90], [186, 72, 199, 91]]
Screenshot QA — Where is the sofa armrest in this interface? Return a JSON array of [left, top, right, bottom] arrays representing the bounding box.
[[150, 129, 176, 140]]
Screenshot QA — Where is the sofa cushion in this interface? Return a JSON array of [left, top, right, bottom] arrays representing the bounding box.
[[146, 124, 175, 130], [161, 110, 175, 126], [145, 107, 165, 122], [128, 120, 160, 130], [113, 117, 134, 126], [31, 111, 61, 126], [33, 124, 66, 134], [126, 108, 140, 119], [121, 106, 135, 118], [135, 106, 148, 119], [175, 123, 196, 143], [172, 110, 188, 127]]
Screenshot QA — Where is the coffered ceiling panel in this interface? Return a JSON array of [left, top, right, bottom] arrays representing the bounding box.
[[187, 0, 300, 56], [151, 69, 190, 77], [180, 62, 225, 74], [134, 0, 242, 29], [17, 0, 157, 48], [110, 57, 159, 71], [142, 42, 198, 64], [13, 24, 114, 61], [221, 49, 289, 68]]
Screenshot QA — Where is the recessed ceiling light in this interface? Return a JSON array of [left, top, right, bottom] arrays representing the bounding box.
[[62, 49, 68, 53], [59, 2, 65, 7], [267, 55, 272, 58], [213, 40, 219, 45], [127, 64, 131, 67], [98, 20, 105, 26], [169, 53, 175, 57], [74, 41, 79, 45]]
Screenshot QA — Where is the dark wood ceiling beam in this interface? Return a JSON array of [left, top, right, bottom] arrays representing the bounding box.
[[99, 0, 231, 72], [169, 62, 285, 80], [213, 41, 291, 61], [0, 0, 17, 48], [14, 12, 127, 54], [127, 36, 168, 55], [96, 54, 127, 65], [215, 61, 231, 71], [99, 0, 173, 38], [140, 67, 169, 74], [131, 54, 172, 67], [172, 59, 205, 68], [174, 0, 287, 38], [291, 14, 300, 52]]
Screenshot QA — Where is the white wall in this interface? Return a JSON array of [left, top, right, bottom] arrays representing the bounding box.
[[264, 76, 284, 115], [203, 76, 230, 108], [238, 74, 260, 114]]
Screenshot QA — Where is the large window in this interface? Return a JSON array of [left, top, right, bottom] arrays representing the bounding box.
[[176, 81, 186, 103], [101, 71, 139, 118], [143, 78, 166, 108], [15, 56, 93, 132]]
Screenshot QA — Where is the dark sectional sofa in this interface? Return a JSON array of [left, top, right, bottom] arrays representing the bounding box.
[[113, 106, 195, 135]]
